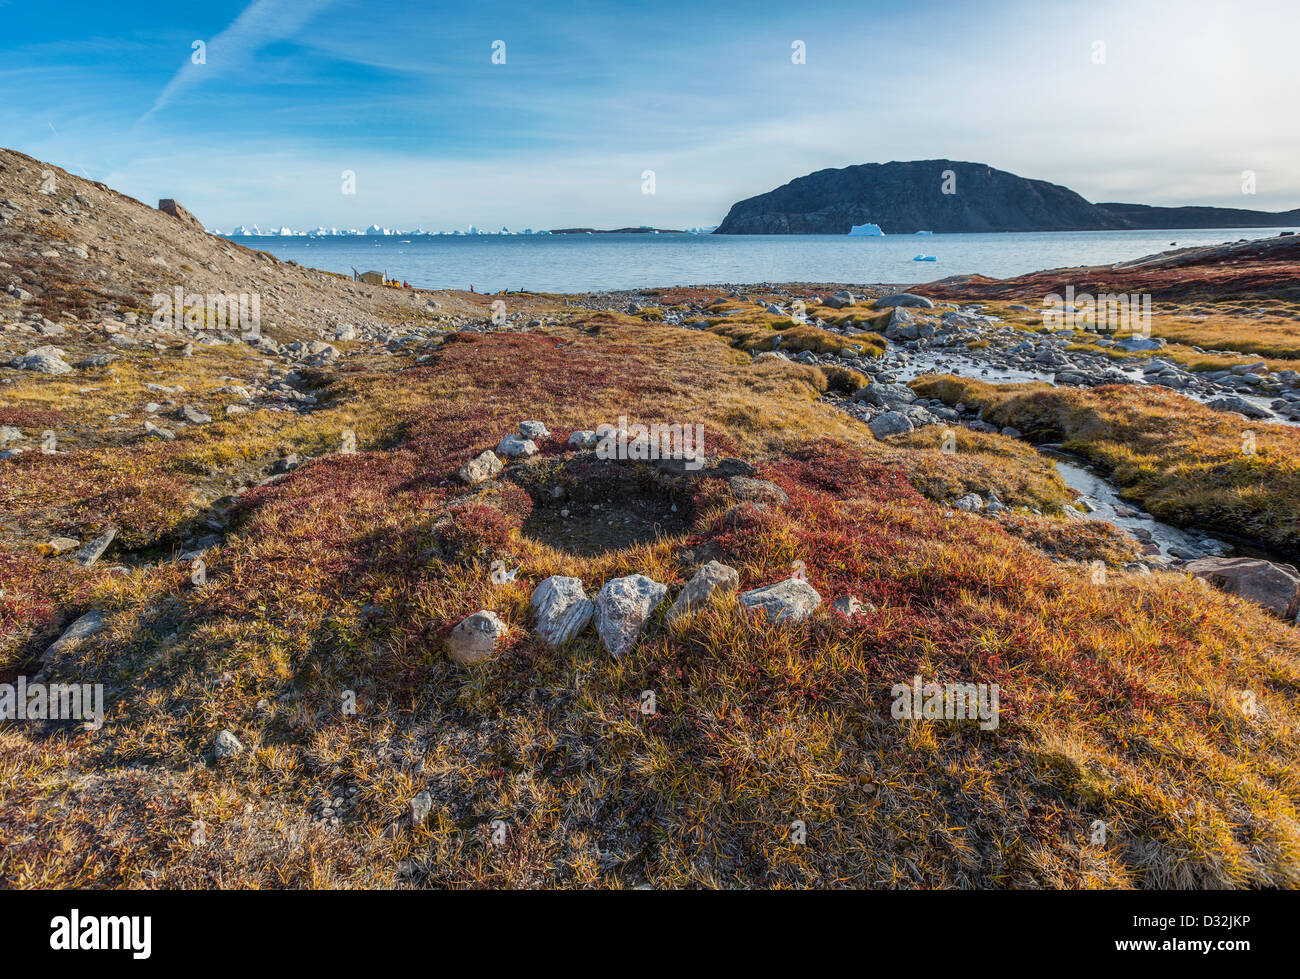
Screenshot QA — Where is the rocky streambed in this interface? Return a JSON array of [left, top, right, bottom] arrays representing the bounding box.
[[753, 293, 1300, 427], [696, 289, 1300, 586]]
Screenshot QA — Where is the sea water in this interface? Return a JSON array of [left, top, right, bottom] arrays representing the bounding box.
[[228, 227, 1300, 294]]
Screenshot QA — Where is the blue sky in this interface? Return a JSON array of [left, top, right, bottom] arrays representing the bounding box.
[[2, 0, 1297, 229]]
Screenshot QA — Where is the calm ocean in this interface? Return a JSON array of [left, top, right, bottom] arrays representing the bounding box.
[[226, 227, 1300, 294]]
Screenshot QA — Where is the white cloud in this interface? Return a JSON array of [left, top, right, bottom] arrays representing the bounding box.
[[141, 0, 337, 121]]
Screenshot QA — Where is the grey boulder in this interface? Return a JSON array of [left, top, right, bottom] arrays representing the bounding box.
[[214, 730, 244, 760], [12, 347, 71, 374], [727, 475, 789, 506], [530, 575, 594, 647], [868, 412, 914, 438], [71, 524, 118, 568], [496, 434, 538, 458], [872, 293, 934, 309], [1184, 557, 1300, 620], [594, 574, 668, 657], [737, 578, 822, 622], [853, 382, 917, 408], [666, 561, 740, 624], [459, 449, 504, 485], [447, 610, 509, 664]]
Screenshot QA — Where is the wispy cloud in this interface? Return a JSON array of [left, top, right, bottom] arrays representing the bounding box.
[[141, 0, 337, 121], [2, 0, 1294, 226]]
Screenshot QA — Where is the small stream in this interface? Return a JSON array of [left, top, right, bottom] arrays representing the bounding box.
[[1038, 449, 1223, 562], [1041, 448, 1296, 565], [892, 349, 1299, 429], [821, 348, 1296, 564], [892, 351, 1054, 386]]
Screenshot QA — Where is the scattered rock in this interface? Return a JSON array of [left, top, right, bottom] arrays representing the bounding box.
[[868, 411, 913, 438], [737, 578, 822, 622], [666, 560, 739, 624], [1113, 336, 1165, 353], [157, 198, 204, 231], [459, 449, 504, 485], [11, 347, 71, 374], [447, 609, 509, 664], [888, 306, 914, 328], [518, 420, 550, 439], [727, 475, 789, 506], [594, 574, 668, 657], [496, 434, 538, 458], [71, 524, 117, 568], [1184, 557, 1300, 620], [832, 595, 875, 617], [853, 382, 917, 408], [213, 729, 244, 760], [530, 575, 594, 647], [872, 293, 934, 309], [410, 791, 433, 825], [1206, 396, 1269, 419], [568, 430, 598, 449], [37, 609, 107, 680]]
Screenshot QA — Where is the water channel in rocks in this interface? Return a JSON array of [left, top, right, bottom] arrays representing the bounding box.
[[822, 345, 1298, 565], [895, 350, 1297, 427]]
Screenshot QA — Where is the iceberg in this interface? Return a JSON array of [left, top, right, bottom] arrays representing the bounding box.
[[913, 254, 937, 262], [848, 223, 884, 236], [915, 230, 933, 235]]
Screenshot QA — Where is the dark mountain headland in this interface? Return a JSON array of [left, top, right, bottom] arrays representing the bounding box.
[[714, 160, 1300, 234]]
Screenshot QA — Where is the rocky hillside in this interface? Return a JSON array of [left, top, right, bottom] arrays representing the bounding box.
[[0, 147, 494, 342], [714, 160, 1300, 234]]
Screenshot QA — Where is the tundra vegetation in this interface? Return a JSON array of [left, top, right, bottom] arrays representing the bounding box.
[[1, 150, 1299, 889]]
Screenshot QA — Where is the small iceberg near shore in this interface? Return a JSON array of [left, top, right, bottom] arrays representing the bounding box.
[[913, 254, 937, 261], [848, 223, 885, 236]]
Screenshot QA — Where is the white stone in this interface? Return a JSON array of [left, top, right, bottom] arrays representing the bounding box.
[[594, 574, 668, 657], [530, 576, 594, 646], [737, 578, 822, 622]]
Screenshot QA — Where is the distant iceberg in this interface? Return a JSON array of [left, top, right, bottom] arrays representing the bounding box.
[[915, 230, 933, 235], [913, 254, 937, 262], [848, 223, 884, 236]]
